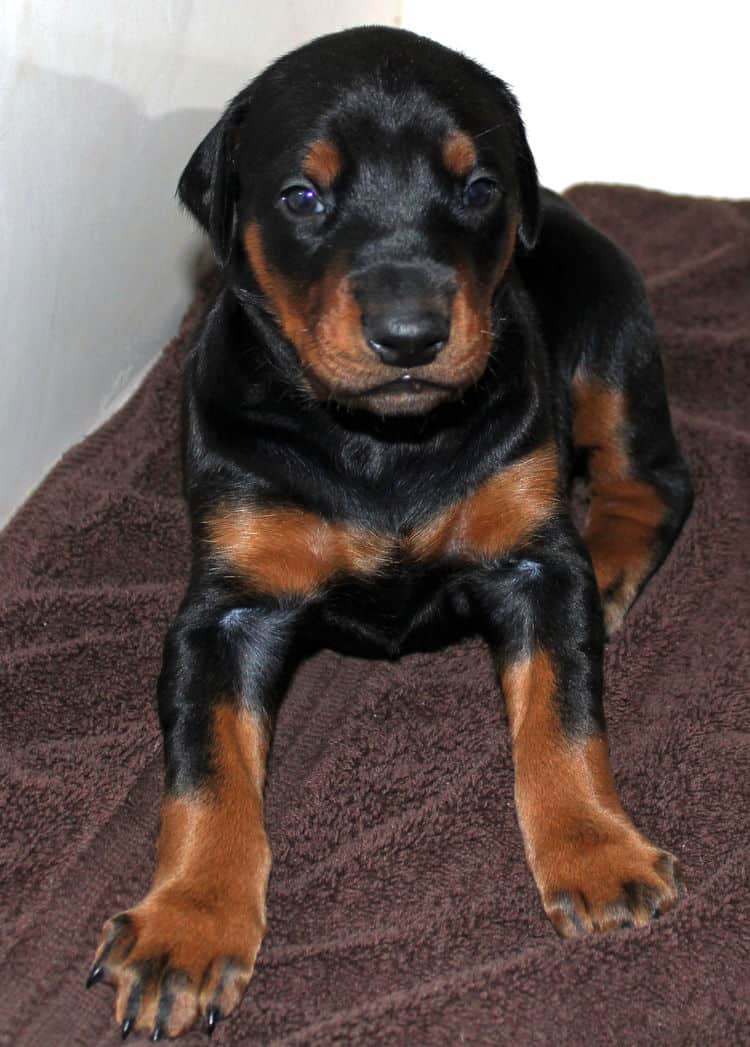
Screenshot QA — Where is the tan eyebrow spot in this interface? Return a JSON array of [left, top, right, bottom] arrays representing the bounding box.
[[442, 131, 478, 178], [302, 139, 343, 188]]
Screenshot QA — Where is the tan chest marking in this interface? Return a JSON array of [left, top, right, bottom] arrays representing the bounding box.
[[206, 444, 559, 597], [405, 443, 559, 561], [206, 505, 392, 597]]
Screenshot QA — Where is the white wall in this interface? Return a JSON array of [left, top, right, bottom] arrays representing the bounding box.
[[402, 1, 749, 199], [1, 1, 398, 525]]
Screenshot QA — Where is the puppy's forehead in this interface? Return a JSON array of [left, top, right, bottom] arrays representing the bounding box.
[[239, 33, 513, 178], [308, 86, 461, 171]]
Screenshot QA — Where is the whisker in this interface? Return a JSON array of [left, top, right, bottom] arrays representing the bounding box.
[[474, 121, 505, 140]]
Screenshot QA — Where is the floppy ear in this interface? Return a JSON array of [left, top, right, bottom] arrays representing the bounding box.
[[177, 94, 250, 267], [513, 118, 540, 250], [494, 80, 541, 251]]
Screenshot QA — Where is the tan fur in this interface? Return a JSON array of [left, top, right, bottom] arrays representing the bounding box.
[[407, 443, 559, 561], [303, 139, 342, 187], [442, 131, 478, 177], [207, 444, 559, 596], [243, 222, 516, 401], [95, 705, 271, 1036], [501, 650, 679, 936], [206, 504, 392, 597], [573, 373, 667, 632]]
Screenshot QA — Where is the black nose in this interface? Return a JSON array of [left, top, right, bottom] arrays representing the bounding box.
[[364, 312, 450, 368]]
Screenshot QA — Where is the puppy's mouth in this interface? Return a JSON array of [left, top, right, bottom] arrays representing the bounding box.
[[322, 374, 462, 416]]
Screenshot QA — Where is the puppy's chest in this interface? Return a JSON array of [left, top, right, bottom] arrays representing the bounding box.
[[204, 444, 558, 601]]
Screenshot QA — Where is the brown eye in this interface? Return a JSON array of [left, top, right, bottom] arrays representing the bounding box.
[[464, 176, 498, 209], [281, 184, 325, 217]]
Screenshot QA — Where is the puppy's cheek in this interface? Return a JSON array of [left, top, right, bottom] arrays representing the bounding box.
[[308, 277, 380, 388], [243, 223, 310, 345], [441, 274, 492, 384], [242, 225, 377, 392], [441, 220, 517, 384]]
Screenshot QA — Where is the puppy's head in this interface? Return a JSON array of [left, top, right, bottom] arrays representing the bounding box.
[[179, 27, 539, 417]]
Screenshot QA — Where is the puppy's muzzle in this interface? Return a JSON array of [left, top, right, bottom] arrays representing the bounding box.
[[353, 262, 455, 371]]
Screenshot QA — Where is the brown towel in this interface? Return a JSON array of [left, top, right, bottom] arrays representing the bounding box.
[[1, 186, 748, 1046]]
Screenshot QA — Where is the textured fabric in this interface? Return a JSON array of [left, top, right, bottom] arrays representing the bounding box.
[[1, 186, 748, 1046]]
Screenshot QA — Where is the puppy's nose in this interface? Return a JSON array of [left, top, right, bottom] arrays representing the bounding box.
[[364, 312, 450, 368]]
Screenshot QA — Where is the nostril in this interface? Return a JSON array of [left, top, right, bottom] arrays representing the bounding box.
[[364, 313, 450, 368], [368, 338, 445, 367]]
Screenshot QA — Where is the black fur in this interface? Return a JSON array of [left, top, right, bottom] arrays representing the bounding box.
[[162, 25, 691, 792]]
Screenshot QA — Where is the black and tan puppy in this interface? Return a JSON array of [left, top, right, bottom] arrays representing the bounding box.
[[88, 26, 692, 1039]]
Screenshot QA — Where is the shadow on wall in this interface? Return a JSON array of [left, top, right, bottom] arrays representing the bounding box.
[[1, 62, 219, 524]]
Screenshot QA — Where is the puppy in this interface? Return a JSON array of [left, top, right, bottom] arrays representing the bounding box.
[[88, 26, 692, 1039]]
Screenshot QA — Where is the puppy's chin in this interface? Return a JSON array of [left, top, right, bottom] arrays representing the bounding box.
[[310, 375, 461, 417], [350, 382, 459, 416]]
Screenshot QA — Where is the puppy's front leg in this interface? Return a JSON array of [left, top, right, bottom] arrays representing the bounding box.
[[472, 527, 682, 936], [88, 594, 301, 1039]]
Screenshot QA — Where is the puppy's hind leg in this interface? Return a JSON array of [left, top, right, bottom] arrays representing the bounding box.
[[572, 322, 692, 635]]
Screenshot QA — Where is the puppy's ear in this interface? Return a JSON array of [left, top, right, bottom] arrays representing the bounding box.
[[513, 117, 540, 250], [493, 80, 541, 250], [177, 92, 251, 267]]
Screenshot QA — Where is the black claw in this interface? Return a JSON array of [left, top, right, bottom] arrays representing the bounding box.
[[151, 1025, 164, 1042], [85, 963, 104, 989], [121, 1018, 133, 1041], [206, 1007, 220, 1037]]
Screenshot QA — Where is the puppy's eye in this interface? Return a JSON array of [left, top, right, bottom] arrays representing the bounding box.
[[281, 184, 325, 217], [463, 176, 499, 210]]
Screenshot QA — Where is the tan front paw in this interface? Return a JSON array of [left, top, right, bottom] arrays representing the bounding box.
[[87, 887, 265, 1039], [533, 824, 683, 938]]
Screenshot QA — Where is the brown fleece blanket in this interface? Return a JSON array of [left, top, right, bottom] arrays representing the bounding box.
[[1, 186, 748, 1046]]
